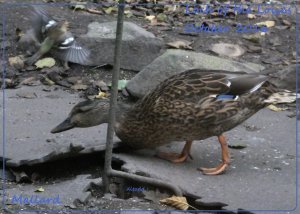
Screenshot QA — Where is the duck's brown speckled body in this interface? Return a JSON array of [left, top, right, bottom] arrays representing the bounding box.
[[51, 69, 297, 175]]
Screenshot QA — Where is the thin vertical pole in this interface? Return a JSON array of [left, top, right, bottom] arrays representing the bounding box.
[[103, 0, 125, 192], [101, 1, 182, 196]]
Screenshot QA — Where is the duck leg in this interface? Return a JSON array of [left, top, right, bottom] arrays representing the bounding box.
[[198, 134, 230, 175], [156, 140, 193, 163]]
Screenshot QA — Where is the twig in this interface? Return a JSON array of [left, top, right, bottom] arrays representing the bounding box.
[[86, 8, 103, 15]]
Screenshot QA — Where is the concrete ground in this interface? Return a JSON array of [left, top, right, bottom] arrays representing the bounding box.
[[115, 108, 299, 212], [1, 85, 299, 213]]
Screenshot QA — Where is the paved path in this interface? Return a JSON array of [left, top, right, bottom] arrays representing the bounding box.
[[1, 86, 299, 213]]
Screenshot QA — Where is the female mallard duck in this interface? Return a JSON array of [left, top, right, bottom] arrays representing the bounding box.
[[51, 69, 298, 175]]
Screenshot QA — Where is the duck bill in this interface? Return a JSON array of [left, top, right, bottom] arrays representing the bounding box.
[[51, 118, 74, 133]]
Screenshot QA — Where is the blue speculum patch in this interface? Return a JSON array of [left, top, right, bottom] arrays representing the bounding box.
[[216, 94, 237, 100]]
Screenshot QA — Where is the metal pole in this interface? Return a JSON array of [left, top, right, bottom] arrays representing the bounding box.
[[102, 0, 182, 196], [103, 0, 125, 192]]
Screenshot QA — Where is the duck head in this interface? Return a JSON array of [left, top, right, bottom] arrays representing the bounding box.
[[51, 99, 110, 133]]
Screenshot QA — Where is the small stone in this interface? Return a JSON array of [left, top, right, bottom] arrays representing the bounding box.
[[71, 84, 88, 90], [95, 81, 106, 87], [109, 183, 119, 195], [67, 76, 81, 84], [246, 45, 262, 53], [9, 56, 24, 70], [243, 34, 263, 43], [82, 21, 164, 71], [25, 65, 36, 71], [47, 70, 62, 82], [103, 193, 117, 200], [16, 91, 37, 99], [210, 43, 245, 57]]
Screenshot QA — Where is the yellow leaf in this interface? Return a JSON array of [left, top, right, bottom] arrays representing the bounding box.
[[43, 77, 55, 85], [69, 1, 87, 11], [35, 187, 44, 192], [35, 57, 56, 69], [145, 15, 155, 21], [267, 104, 288, 112], [95, 91, 107, 99], [104, 7, 117, 14], [247, 14, 256, 19], [167, 40, 193, 50], [160, 196, 189, 210], [256, 20, 275, 28], [73, 4, 86, 10]]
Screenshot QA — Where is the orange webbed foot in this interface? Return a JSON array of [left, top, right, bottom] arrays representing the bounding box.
[[198, 162, 228, 175], [198, 134, 230, 176], [156, 140, 193, 163], [156, 151, 193, 163]]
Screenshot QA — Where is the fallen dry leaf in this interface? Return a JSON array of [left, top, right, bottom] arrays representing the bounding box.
[[267, 104, 288, 112], [164, 5, 177, 12], [145, 15, 157, 25], [145, 15, 155, 21], [243, 33, 264, 43], [20, 77, 38, 86], [35, 57, 56, 69], [70, 1, 87, 11], [41, 76, 55, 86], [86, 8, 103, 15], [35, 187, 45, 192], [160, 196, 194, 210], [282, 19, 291, 26], [256, 20, 275, 28], [167, 40, 193, 50], [95, 91, 107, 99], [247, 14, 256, 19]]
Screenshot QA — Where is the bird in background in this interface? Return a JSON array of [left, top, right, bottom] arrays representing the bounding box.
[[19, 6, 90, 69]]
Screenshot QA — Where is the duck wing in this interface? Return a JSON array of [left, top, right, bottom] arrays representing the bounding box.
[[30, 6, 55, 42], [139, 70, 269, 125], [142, 70, 231, 106], [146, 69, 269, 104]]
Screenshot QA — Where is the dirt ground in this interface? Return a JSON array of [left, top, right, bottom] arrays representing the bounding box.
[[1, 0, 299, 213]]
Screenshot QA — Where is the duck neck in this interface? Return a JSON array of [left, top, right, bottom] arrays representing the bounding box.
[[102, 101, 133, 124]]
